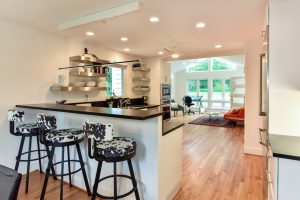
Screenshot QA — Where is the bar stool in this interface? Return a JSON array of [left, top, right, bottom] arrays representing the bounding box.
[[83, 121, 140, 200], [37, 114, 91, 200], [8, 110, 53, 193]]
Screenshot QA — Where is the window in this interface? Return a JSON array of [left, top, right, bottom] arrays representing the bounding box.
[[212, 58, 236, 71], [187, 80, 197, 98], [199, 80, 208, 100], [212, 79, 222, 100], [187, 59, 209, 72], [224, 79, 231, 101], [106, 67, 124, 96]]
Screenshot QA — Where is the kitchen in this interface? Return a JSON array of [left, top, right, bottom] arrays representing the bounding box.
[[2, 0, 296, 200]]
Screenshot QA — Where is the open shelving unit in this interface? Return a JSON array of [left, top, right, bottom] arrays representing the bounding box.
[[132, 63, 151, 93], [50, 86, 106, 92], [50, 55, 108, 92]]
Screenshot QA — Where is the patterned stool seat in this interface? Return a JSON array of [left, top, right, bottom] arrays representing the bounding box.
[[46, 129, 84, 143], [95, 137, 136, 159], [16, 123, 39, 134]]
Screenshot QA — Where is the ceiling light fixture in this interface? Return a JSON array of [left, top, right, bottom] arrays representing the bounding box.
[[158, 51, 164, 55], [121, 37, 128, 41], [124, 48, 130, 52], [214, 44, 222, 49], [196, 22, 206, 28], [86, 31, 94, 36], [172, 54, 179, 58], [149, 17, 159, 22]]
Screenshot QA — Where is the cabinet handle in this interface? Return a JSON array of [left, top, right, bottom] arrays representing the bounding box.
[[259, 128, 267, 146]]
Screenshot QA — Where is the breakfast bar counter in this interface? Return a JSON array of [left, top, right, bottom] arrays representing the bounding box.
[[15, 103, 183, 200]]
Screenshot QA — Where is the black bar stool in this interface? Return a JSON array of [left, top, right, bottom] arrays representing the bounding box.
[[83, 121, 140, 200], [37, 114, 91, 200], [8, 110, 53, 193]]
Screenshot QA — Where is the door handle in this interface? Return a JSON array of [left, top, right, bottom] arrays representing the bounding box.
[[259, 128, 267, 146]]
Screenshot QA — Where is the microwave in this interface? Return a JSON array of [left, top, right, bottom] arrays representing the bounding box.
[[161, 84, 171, 96]]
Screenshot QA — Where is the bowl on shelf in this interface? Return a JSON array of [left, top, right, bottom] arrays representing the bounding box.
[[70, 81, 85, 87], [86, 81, 96, 87]]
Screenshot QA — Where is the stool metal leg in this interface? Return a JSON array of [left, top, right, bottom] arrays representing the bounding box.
[[15, 136, 25, 171], [36, 135, 43, 173], [40, 145, 56, 200], [128, 159, 140, 200], [60, 146, 65, 200], [75, 143, 91, 196], [25, 136, 32, 193], [67, 145, 72, 187], [45, 145, 57, 180], [92, 161, 102, 200], [114, 162, 117, 200]]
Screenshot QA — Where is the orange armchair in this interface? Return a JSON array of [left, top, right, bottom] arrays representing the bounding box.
[[224, 107, 245, 122]]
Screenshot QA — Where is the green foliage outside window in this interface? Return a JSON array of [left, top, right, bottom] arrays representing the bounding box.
[[212, 59, 233, 71], [106, 67, 112, 96], [199, 80, 208, 92], [213, 79, 222, 92], [225, 79, 231, 92], [187, 59, 209, 72], [188, 80, 197, 92]]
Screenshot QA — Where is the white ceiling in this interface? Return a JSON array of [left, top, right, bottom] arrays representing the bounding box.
[[0, 0, 266, 57]]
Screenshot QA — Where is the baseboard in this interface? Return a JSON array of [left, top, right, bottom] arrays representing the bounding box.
[[244, 145, 264, 156], [167, 181, 181, 200]]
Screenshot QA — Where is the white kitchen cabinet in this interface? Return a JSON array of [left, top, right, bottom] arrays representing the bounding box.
[[277, 158, 300, 200]]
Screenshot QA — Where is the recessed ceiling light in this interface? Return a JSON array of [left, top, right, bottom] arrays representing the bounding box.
[[124, 48, 130, 52], [149, 17, 159, 22], [196, 22, 206, 28], [214, 44, 222, 49], [121, 37, 128, 41], [86, 31, 94, 36], [172, 54, 179, 58], [158, 51, 164, 55]]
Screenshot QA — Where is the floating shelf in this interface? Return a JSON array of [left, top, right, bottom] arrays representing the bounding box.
[[50, 85, 106, 92], [132, 67, 151, 72], [132, 77, 151, 82], [69, 71, 108, 78], [132, 87, 150, 92]]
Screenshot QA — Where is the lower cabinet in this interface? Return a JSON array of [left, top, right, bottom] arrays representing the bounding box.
[[267, 147, 277, 200], [267, 151, 300, 200]]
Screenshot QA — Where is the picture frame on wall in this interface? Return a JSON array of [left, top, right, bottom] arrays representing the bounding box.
[[259, 53, 267, 116]]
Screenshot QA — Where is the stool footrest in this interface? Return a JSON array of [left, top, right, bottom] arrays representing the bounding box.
[[96, 174, 137, 199], [47, 160, 85, 177], [19, 149, 47, 162]]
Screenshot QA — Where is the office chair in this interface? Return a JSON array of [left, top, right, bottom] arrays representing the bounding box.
[[182, 96, 195, 115]]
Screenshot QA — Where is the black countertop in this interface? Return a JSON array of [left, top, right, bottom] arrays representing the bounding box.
[[270, 134, 300, 161], [163, 121, 185, 136], [16, 103, 164, 120]]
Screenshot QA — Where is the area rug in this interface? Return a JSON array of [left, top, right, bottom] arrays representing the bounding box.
[[188, 115, 237, 128]]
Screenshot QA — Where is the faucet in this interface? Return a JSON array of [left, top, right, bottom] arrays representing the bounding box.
[[119, 99, 131, 108]]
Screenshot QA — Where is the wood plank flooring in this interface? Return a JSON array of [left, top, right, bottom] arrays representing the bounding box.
[[172, 114, 263, 200], [18, 114, 263, 200]]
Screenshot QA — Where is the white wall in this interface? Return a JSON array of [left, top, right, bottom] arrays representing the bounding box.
[[269, 0, 300, 136], [0, 18, 139, 171], [243, 35, 266, 155]]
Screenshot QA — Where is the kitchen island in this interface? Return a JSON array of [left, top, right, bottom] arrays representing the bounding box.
[[16, 103, 184, 200]]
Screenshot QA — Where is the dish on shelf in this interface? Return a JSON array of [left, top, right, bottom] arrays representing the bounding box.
[[70, 81, 85, 87], [86, 81, 96, 87]]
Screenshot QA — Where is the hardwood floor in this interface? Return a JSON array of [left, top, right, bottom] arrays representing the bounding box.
[[172, 114, 264, 200], [18, 114, 263, 200]]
